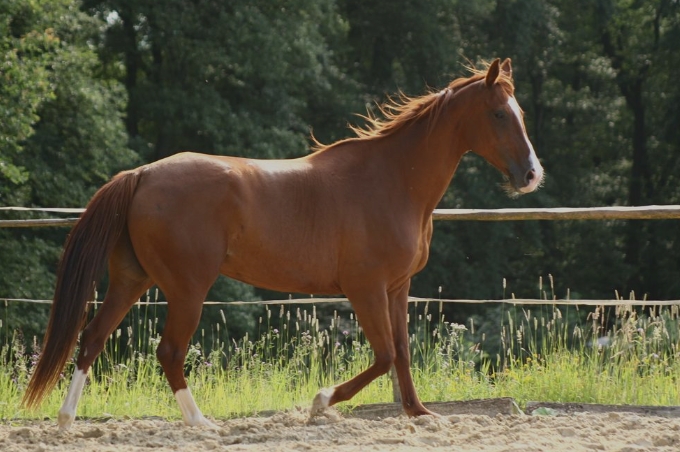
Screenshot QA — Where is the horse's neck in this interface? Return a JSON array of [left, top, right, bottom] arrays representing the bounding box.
[[377, 114, 467, 215], [310, 108, 467, 216]]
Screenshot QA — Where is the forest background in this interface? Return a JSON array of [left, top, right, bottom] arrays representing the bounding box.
[[1, 0, 680, 347]]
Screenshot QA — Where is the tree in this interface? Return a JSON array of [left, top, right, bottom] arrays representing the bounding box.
[[0, 0, 136, 341], [339, 0, 460, 95], [85, 0, 355, 161], [593, 0, 680, 293], [0, 0, 55, 196], [4, 0, 680, 349]]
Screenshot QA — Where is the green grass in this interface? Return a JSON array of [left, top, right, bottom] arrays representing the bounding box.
[[2, 289, 680, 421]]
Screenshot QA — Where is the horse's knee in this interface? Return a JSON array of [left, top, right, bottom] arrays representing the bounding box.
[[156, 342, 188, 392], [373, 349, 396, 375], [156, 341, 188, 371], [156, 342, 180, 366], [395, 341, 410, 361], [76, 326, 106, 369]]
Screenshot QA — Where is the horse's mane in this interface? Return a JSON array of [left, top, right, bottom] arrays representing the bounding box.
[[312, 63, 514, 152]]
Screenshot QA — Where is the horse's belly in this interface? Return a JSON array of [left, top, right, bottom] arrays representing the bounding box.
[[219, 249, 341, 295]]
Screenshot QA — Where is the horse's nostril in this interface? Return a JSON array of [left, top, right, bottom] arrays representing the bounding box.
[[525, 169, 536, 184]]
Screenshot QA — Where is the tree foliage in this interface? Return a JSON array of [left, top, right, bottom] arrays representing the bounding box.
[[0, 0, 135, 339], [2, 0, 680, 342]]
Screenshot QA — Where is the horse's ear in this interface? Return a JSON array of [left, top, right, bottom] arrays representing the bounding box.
[[485, 58, 501, 88], [500, 58, 512, 78]]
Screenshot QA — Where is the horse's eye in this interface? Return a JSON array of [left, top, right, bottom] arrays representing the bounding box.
[[494, 111, 506, 120]]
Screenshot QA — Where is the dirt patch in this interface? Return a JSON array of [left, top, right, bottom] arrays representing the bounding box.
[[1, 408, 680, 451]]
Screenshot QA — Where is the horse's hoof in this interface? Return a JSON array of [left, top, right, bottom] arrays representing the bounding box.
[[405, 406, 439, 417], [57, 410, 75, 431], [185, 416, 219, 429], [310, 387, 334, 417]]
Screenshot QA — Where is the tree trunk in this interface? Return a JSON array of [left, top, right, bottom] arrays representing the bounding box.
[[119, 6, 139, 139], [622, 78, 650, 291], [599, 11, 653, 293]]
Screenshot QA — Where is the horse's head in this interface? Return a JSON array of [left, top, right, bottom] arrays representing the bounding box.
[[462, 58, 544, 195]]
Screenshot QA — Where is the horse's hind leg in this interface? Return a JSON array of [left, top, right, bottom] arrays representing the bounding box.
[[154, 291, 216, 427], [128, 215, 222, 427], [58, 230, 152, 430]]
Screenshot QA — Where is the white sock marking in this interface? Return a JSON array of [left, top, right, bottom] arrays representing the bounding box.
[[175, 388, 217, 428], [58, 368, 87, 430], [310, 386, 335, 416]]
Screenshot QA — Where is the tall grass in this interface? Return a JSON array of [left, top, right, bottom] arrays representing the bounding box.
[[2, 281, 680, 420]]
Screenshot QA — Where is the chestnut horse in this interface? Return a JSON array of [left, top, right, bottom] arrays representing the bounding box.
[[23, 58, 543, 428]]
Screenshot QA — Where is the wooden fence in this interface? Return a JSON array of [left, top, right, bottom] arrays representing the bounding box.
[[433, 205, 680, 221], [2, 204, 680, 307], [3, 204, 680, 228]]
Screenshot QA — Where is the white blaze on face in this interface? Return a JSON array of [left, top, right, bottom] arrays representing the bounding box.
[[508, 96, 544, 193]]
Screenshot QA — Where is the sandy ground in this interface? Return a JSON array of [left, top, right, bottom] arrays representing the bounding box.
[[1, 408, 679, 451]]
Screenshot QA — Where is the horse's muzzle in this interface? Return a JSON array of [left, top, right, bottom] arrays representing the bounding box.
[[509, 164, 544, 195]]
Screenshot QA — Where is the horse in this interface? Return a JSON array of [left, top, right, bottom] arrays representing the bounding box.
[[23, 58, 543, 429]]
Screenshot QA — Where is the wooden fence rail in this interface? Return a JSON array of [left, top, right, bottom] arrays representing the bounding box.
[[2, 205, 680, 228], [0, 296, 676, 307]]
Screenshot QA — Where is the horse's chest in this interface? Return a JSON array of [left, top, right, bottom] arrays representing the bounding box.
[[409, 221, 434, 274]]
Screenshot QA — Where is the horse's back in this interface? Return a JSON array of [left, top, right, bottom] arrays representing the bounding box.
[[124, 152, 347, 293]]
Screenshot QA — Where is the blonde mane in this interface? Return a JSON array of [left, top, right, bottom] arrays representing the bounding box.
[[313, 64, 514, 152]]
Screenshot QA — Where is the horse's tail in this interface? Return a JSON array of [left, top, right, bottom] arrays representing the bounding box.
[[22, 169, 143, 408]]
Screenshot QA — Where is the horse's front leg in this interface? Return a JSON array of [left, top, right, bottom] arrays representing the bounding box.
[[311, 288, 396, 414], [387, 281, 435, 416]]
